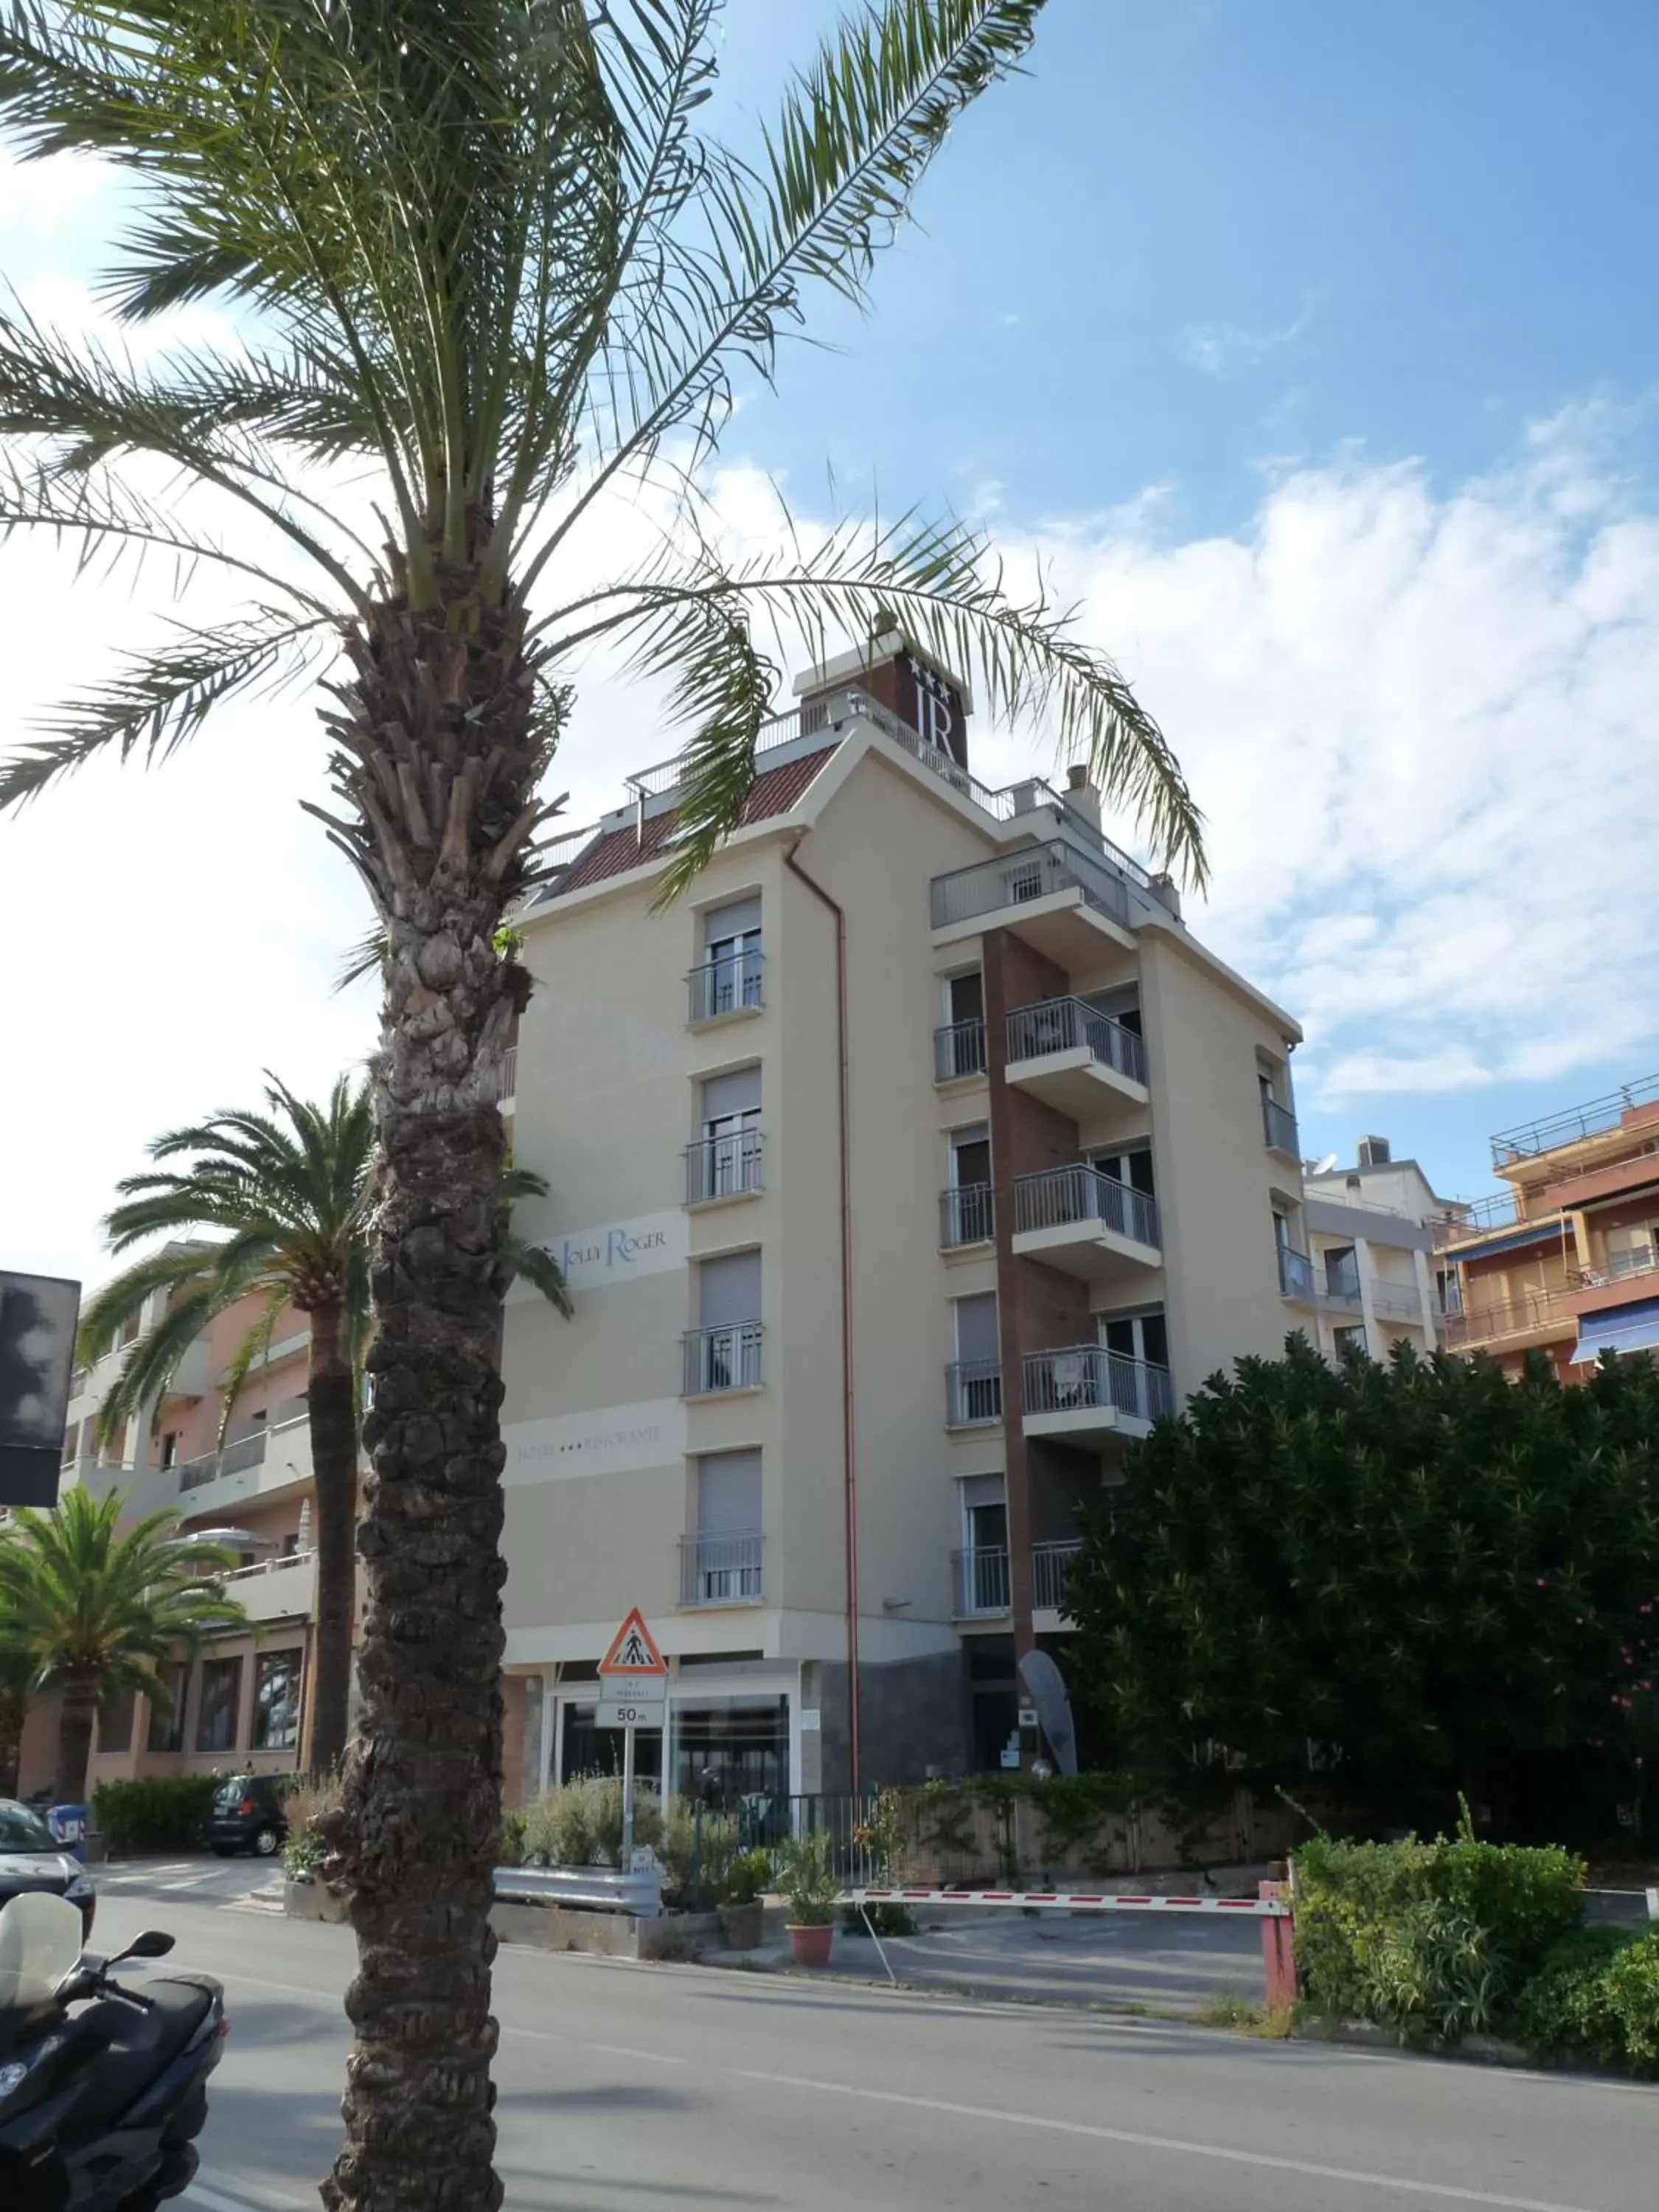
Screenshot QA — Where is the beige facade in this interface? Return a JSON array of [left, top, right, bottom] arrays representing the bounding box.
[[1302, 1139, 1465, 1360], [498, 636, 1311, 1802]]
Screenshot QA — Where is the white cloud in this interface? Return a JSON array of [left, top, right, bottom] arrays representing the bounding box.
[[1183, 295, 1314, 376]]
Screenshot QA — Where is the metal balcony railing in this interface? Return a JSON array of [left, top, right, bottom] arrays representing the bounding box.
[[178, 1427, 271, 1492], [1006, 998, 1147, 1085], [687, 947, 765, 1022], [678, 1528, 764, 1606], [1320, 1256, 1363, 1303], [1439, 1287, 1578, 1349], [682, 1321, 764, 1396], [930, 838, 1131, 933], [495, 1046, 518, 1102], [933, 1017, 987, 1082], [1262, 1095, 1299, 1155], [685, 1128, 764, 1204], [945, 1360, 1003, 1427], [1277, 1245, 1315, 1301], [1022, 1346, 1174, 1424], [1032, 1538, 1083, 1613], [1491, 1074, 1659, 1166], [1013, 1163, 1161, 1251], [939, 1184, 995, 1248], [952, 1545, 1010, 1616]]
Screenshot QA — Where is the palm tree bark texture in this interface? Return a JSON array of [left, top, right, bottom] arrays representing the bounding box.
[[305, 1301, 359, 1781], [320, 554, 538, 2212]]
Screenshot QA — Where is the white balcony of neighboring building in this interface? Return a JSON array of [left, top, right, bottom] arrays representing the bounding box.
[[1004, 998, 1149, 1120], [930, 838, 1135, 963], [1021, 1346, 1172, 1444], [174, 1414, 319, 1514], [220, 1549, 318, 1625], [1011, 1164, 1161, 1281]]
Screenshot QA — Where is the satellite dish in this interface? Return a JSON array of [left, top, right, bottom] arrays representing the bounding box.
[[1311, 1152, 1338, 1176], [1016, 1649, 1079, 1775]]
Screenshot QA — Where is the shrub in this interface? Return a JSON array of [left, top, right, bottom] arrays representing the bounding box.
[[722, 1846, 773, 1907], [280, 1773, 343, 1880], [520, 1775, 663, 1868], [92, 1775, 218, 1854], [1294, 1823, 1585, 2040], [1513, 1928, 1659, 2073], [658, 1800, 737, 1902], [776, 1832, 840, 1926], [498, 1808, 527, 1868]]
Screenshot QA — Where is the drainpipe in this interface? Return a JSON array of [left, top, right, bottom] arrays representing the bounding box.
[[785, 836, 860, 1795]]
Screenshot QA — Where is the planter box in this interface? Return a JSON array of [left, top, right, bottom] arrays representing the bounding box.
[[490, 1899, 717, 1961], [718, 1899, 765, 1951], [284, 1878, 349, 1924]]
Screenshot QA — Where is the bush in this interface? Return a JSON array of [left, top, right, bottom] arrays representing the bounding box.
[[723, 1847, 773, 1907], [658, 1800, 737, 1902], [280, 1773, 343, 1879], [520, 1775, 663, 1869], [92, 1775, 218, 1854], [1512, 1927, 1659, 2073], [1294, 1823, 1585, 2041], [498, 1808, 527, 1868], [776, 1832, 840, 1926]]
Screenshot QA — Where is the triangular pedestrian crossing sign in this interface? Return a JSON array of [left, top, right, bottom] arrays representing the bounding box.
[[599, 1606, 667, 1676]]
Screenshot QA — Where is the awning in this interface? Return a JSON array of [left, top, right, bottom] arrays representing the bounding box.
[[1571, 1297, 1659, 1363]]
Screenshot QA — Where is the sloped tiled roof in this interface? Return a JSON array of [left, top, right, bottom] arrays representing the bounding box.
[[555, 744, 838, 894]]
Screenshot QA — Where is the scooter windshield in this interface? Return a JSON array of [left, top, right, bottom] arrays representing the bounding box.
[[0, 1891, 83, 2012]]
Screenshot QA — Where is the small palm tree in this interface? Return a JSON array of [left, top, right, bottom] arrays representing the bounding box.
[[0, 1487, 245, 1802], [77, 1076, 568, 1774], [0, 8, 1205, 2203]]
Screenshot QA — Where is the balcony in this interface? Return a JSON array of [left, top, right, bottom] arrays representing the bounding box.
[[683, 1321, 763, 1397], [1262, 1095, 1300, 1159], [930, 838, 1133, 962], [1005, 998, 1148, 1119], [687, 947, 765, 1024], [1318, 1255, 1363, 1309], [178, 1426, 274, 1492], [934, 1018, 987, 1083], [945, 1360, 1003, 1427], [1011, 1164, 1161, 1280], [952, 1545, 1010, 1618], [678, 1528, 764, 1607], [685, 1129, 764, 1206], [1491, 1073, 1659, 1166], [1277, 1245, 1315, 1304], [174, 1413, 319, 1509], [939, 1183, 995, 1249], [1368, 1280, 1426, 1323], [495, 1045, 518, 1105], [1032, 1538, 1083, 1616], [1439, 1287, 1578, 1352], [221, 1549, 317, 1624], [1021, 1346, 1172, 1444]]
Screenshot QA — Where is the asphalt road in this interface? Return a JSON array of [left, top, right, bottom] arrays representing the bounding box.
[[79, 1879, 1655, 2212]]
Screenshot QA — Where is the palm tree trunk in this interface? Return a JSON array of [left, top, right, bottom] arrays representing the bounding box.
[[54, 1672, 98, 1804], [306, 1302, 358, 1775], [321, 559, 537, 2212]]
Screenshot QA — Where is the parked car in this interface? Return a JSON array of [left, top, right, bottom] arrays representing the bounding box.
[[207, 1775, 290, 1857], [0, 1797, 97, 1934]]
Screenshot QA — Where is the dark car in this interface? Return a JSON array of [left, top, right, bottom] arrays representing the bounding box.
[[208, 1774, 290, 1858], [0, 1797, 97, 1935]]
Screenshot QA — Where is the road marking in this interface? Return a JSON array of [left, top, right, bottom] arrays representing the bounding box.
[[184, 2185, 301, 2212], [731, 2069, 1607, 2212], [192, 2165, 305, 2210]]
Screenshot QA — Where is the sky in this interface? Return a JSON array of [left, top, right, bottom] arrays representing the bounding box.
[[4, 0, 1659, 1290]]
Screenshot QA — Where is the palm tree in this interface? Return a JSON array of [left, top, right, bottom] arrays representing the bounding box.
[[77, 1074, 570, 1775], [0, 1647, 30, 1798], [0, 7, 1206, 2205], [0, 1486, 245, 1802]]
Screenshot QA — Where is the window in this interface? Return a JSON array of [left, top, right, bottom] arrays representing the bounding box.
[[97, 1688, 135, 1755], [1604, 1223, 1658, 1281], [1324, 1245, 1361, 1298], [253, 1650, 302, 1751], [695, 895, 763, 1017], [1333, 1324, 1368, 1358], [147, 1663, 187, 1753], [160, 1431, 178, 1469], [1085, 986, 1142, 1038], [689, 1251, 763, 1391], [195, 1656, 243, 1753], [1090, 1142, 1156, 1198], [957, 1475, 1009, 1613], [937, 970, 987, 1079], [688, 1449, 763, 1603], [1101, 1310, 1169, 1368], [691, 1065, 762, 1201], [950, 1293, 1001, 1423], [944, 1124, 992, 1245]]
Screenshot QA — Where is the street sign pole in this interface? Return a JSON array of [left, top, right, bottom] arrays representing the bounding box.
[[621, 1719, 636, 1868], [599, 1607, 667, 1873]]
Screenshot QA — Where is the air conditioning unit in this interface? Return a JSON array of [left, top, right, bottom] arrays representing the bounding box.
[[1357, 1135, 1391, 1167]]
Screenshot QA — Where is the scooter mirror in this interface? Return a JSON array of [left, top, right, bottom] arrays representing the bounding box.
[[113, 1930, 175, 1964]]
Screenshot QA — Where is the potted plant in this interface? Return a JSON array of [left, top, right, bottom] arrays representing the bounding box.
[[718, 1847, 772, 1951], [776, 1832, 840, 1966]]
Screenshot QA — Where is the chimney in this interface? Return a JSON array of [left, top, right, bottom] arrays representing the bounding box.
[[1356, 1135, 1391, 1167], [794, 622, 973, 769], [1064, 761, 1102, 829]]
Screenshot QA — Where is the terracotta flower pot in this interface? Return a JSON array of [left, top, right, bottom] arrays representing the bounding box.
[[719, 1899, 765, 1951], [786, 1921, 834, 1968]]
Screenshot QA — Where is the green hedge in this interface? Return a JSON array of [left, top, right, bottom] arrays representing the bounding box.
[[92, 1775, 220, 1854], [1293, 1830, 1585, 2041], [1512, 1928, 1659, 2075]]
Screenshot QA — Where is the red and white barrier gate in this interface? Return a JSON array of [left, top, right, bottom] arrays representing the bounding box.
[[845, 1882, 1297, 2006]]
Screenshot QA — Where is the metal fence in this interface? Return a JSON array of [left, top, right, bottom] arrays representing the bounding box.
[[1261, 1095, 1299, 1155], [686, 947, 765, 1021], [734, 1792, 883, 1885], [678, 1528, 763, 1607], [682, 1321, 763, 1396], [1006, 998, 1147, 1085], [1031, 1539, 1082, 1612], [684, 1128, 765, 1203], [945, 1359, 1002, 1426], [933, 1017, 987, 1081], [495, 1046, 518, 1102], [1022, 1346, 1173, 1423], [1491, 1072, 1659, 1166], [939, 1183, 995, 1248], [1012, 1162, 1161, 1251], [953, 1545, 1011, 1616], [929, 838, 1132, 933]]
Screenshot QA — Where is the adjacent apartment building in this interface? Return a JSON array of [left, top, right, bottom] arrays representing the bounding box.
[[495, 629, 1313, 1806], [1302, 1137, 1467, 1359], [1434, 1075, 1659, 1380]]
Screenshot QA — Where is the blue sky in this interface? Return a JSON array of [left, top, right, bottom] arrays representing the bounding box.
[[3, 0, 1658, 1279]]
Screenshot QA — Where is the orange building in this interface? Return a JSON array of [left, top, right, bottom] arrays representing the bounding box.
[[1435, 1075, 1659, 1379]]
